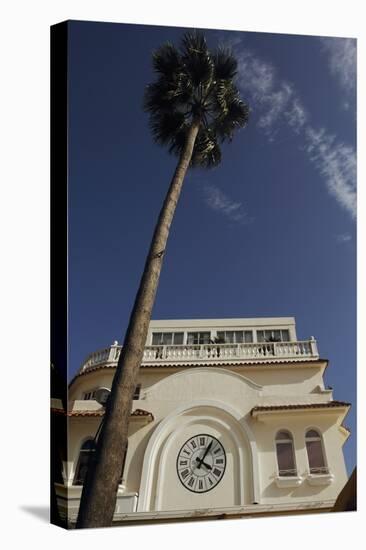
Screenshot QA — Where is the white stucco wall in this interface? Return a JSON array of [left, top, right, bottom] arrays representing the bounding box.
[[66, 362, 349, 519]]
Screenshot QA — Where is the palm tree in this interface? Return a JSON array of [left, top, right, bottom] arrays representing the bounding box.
[[76, 30, 249, 529]]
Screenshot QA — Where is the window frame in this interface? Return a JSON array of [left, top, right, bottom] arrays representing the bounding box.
[[257, 329, 290, 343], [151, 332, 184, 346], [216, 330, 253, 344], [82, 389, 97, 400], [305, 428, 328, 475], [275, 429, 297, 477], [186, 331, 211, 345], [72, 437, 96, 486], [133, 383, 142, 400]]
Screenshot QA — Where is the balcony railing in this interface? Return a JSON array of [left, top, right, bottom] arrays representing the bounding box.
[[309, 466, 329, 475], [80, 338, 319, 373], [278, 469, 298, 477]]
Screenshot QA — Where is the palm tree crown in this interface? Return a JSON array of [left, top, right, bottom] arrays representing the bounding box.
[[144, 31, 249, 167]]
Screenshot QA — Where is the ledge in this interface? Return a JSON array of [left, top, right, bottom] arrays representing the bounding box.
[[275, 475, 303, 488], [251, 401, 351, 419], [307, 473, 334, 486]]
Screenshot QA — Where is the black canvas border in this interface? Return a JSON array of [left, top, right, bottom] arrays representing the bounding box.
[[50, 20, 69, 529]]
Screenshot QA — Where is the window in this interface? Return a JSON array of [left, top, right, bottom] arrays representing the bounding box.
[[83, 390, 96, 400], [73, 438, 128, 487], [257, 329, 290, 342], [305, 430, 328, 474], [151, 332, 184, 345], [133, 384, 141, 400], [275, 431, 297, 476], [217, 330, 253, 344], [73, 439, 96, 486], [187, 332, 211, 345]]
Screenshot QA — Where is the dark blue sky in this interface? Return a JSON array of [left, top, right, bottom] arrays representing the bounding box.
[[67, 21, 356, 473]]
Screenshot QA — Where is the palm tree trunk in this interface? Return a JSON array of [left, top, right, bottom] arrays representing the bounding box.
[[76, 120, 200, 528]]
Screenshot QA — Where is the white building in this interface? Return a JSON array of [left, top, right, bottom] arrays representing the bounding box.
[[53, 317, 351, 525]]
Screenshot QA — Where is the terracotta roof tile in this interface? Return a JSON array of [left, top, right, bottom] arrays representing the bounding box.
[[251, 401, 351, 415], [51, 407, 154, 420]]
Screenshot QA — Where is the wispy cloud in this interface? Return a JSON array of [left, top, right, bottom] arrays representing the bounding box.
[[321, 37, 356, 95], [225, 39, 356, 220], [202, 184, 251, 224], [305, 127, 356, 219], [336, 233, 352, 244], [234, 50, 307, 138], [286, 98, 307, 133]]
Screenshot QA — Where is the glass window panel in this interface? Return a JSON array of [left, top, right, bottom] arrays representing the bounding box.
[[152, 333, 162, 345], [82, 440, 96, 450], [73, 439, 96, 486], [133, 384, 141, 400], [273, 330, 281, 341], [265, 331, 272, 341], [217, 332, 225, 341], [306, 430, 320, 439], [225, 332, 234, 343], [173, 332, 184, 345], [244, 331, 253, 343], [276, 442, 296, 474], [189, 332, 208, 344], [281, 330, 290, 341], [187, 333, 196, 345], [235, 331, 243, 343], [276, 431, 292, 441], [257, 331, 265, 342], [306, 440, 325, 469], [162, 333, 173, 345]]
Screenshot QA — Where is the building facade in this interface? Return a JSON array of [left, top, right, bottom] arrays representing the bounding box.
[[53, 317, 351, 524]]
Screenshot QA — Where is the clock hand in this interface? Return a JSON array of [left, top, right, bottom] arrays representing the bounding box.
[[195, 457, 212, 470], [197, 440, 213, 469], [201, 440, 213, 462]]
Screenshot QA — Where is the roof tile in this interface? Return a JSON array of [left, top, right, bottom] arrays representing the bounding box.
[[51, 407, 154, 420], [251, 401, 351, 414]]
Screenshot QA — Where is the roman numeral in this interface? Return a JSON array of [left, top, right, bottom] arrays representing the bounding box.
[[181, 469, 190, 479], [199, 437, 205, 446], [213, 468, 222, 477], [190, 440, 197, 449], [179, 460, 188, 466], [187, 477, 195, 487], [215, 458, 224, 465], [214, 447, 222, 454], [183, 449, 191, 456], [198, 480, 204, 490]]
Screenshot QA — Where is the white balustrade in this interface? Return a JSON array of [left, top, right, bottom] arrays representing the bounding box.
[[80, 339, 319, 372]]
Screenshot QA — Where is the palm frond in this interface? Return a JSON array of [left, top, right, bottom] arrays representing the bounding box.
[[191, 129, 222, 167], [214, 97, 249, 141], [149, 111, 188, 146], [144, 73, 193, 115], [214, 48, 238, 80], [152, 42, 181, 77], [181, 31, 214, 87], [145, 30, 250, 167]]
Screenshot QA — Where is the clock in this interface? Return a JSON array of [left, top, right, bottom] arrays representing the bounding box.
[[176, 434, 226, 493]]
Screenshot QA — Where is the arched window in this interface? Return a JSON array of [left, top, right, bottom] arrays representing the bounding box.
[[275, 430, 297, 477], [305, 430, 328, 474], [73, 439, 96, 486]]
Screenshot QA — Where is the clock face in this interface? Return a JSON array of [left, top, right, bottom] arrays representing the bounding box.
[[176, 434, 226, 493]]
